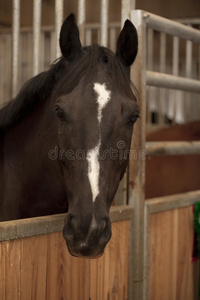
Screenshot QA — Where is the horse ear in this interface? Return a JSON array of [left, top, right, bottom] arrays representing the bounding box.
[[59, 13, 83, 60], [116, 20, 138, 67]]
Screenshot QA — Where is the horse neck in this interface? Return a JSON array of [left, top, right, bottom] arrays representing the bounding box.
[[3, 96, 56, 158], [0, 95, 66, 220]]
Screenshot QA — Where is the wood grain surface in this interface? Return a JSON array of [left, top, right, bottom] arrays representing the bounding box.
[[0, 220, 129, 300], [149, 206, 195, 300]]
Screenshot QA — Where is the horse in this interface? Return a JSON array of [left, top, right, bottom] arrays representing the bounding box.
[[0, 14, 139, 258], [146, 121, 200, 198]]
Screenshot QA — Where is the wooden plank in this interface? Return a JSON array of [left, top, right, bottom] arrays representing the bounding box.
[[0, 219, 131, 299], [1, 240, 21, 300], [149, 207, 195, 300], [89, 220, 129, 300], [0, 206, 132, 242], [20, 235, 47, 300], [46, 231, 89, 300], [0, 241, 6, 300]]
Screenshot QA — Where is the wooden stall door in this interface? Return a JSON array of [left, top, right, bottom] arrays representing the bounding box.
[[0, 220, 129, 300], [149, 206, 197, 300]]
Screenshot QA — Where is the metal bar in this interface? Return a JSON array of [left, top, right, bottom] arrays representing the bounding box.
[[130, 10, 147, 300], [146, 71, 200, 93], [158, 32, 166, 125], [12, 0, 20, 98], [77, 0, 86, 45], [159, 32, 166, 73], [0, 22, 121, 34], [173, 18, 200, 25], [33, 0, 42, 76], [0, 206, 133, 242], [172, 36, 179, 123], [172, 36, 179, 76], [186, 40, 193, 78], [50, 31, 56, 62], [147, 28, 153, 70], [55, 0, 64, 59], [147, 28, 153, 126], [146, 190, 200, 214], [85, 29, 92, 46], [86, 22, 120, 30], [121, 0, 131, 27], [146, 141, 200, 156], [131, 0, 136, 10], [142, 11, 200, 43], [109, 27, 116, 51], [185, 39, 193, 121], [100, 0, 109, 46]]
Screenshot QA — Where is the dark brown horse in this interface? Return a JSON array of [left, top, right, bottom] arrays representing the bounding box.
[[146, 121, 200, 198], [0, 14, 139, 258]]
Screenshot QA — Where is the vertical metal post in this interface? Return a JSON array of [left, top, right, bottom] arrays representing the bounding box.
[[129, 10, 146, 300], [121, 0, 131, 27], [159, 32, 166, 124], [131, 0, 136, 9], [172, 36, 179, 123], [12, 0, 20, 98], [172, 37, 179, 76], [77, 0, 86, 45], [33, 0, 42, 76], [109, 26, 116, 51], [100, 0, 109, 46], [146, 28, 154, 126], [86, 28, 92, 46], [185, 39, 193, 121], [55, 0, 64, 59], [186, 40, 192, 78]]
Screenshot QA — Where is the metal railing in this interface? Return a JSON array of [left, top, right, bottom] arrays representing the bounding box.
[[130, 10, 200, 299]]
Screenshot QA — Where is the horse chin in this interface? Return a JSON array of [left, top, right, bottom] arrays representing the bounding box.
[[67, 247, 104, 259]]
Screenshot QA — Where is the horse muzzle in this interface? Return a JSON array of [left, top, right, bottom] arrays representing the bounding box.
[[63, 213, 111, 258]]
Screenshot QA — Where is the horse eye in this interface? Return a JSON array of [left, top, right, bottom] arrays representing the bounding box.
[[56, 107, 64, 119], [129, 116, 138, 125]]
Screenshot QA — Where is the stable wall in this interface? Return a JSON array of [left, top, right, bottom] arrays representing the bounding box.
[[0, 0, 200, 27]]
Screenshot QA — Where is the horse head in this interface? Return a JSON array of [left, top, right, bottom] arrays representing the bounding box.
[[55, 14, 139, 258]]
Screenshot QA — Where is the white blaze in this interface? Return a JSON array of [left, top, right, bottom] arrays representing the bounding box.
[[94, 83, 111, 123], [87, 83, 111, 202], [87, 142, 100, 202]]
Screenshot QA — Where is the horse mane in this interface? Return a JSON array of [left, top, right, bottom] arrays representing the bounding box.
[[0, 45, 134, 134]]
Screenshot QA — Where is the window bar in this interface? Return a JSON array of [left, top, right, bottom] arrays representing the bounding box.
[[77, 0, 86, 45], [55, 0, 64, 59], [100, 0, 109, 46], [33, 0, 42, 76], [12, 0, 20, 98]]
